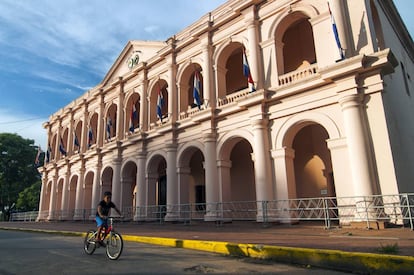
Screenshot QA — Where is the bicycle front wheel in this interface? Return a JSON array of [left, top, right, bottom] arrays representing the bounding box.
[[84, 230, 97, 255], [105, 231, 123, 260]]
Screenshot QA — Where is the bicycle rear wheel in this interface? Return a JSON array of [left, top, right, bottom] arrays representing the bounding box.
[[84, 230, 97, 255], [105, 231, 123, 260]]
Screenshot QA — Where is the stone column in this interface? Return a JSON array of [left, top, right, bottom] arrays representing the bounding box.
[[97, 93, 105, 147], [329, 0, 352, 57], [134, 153, 147, 221], [203, 133, 220, 221], [271, 147, 296, 223], [140, 65, 149, 131], [36, 171, 48, 221], [67, 110, 74, 156], [216, 160, 231, 221], [56, 117, 63, 160], [116, 78, 125, 140], [112, 158, 122, 207], [251, 119, 273, 221], [339, 94, 376, 223], [245, 14, 263, 90], [201, 43, 214, 108], [81, 100, 88, 153], [165, 143, 178, 221], [339, 94, 373, 196], [47, 174, 57, 220], [60, 166, 70, 220], [167, 61, 177, 123], [177, 166, 191, 205], [74, 167, 85, 220], [91, 156, 102, 218]]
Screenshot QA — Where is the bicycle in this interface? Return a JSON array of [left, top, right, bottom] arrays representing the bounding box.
[[84, 217, 124, 260]]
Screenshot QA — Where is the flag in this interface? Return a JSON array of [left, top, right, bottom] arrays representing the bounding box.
[[74, 132, 80, 148], [243, 50, 256, 92], [193, 71, 202, 109], [156, 87, 164, 122], [46, 144, 51, 163], [59, 137, 67, 156], [129, 103, 137, 133], [106, 117, 112, 141], [328, 1, 345, 60], [34, 146, 42, 166], [88, 126, 93, 148]]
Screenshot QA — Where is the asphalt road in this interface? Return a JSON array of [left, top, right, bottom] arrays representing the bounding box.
[[0, 231, 350, 274]]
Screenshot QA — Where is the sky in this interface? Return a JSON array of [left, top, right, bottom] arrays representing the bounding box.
[[0, 0, 413, 150]]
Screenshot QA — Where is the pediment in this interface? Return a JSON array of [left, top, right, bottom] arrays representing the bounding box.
[[101, 40, 166, 86]]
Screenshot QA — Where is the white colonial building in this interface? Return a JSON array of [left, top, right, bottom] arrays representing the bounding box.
[[37, 0, 413, 226]]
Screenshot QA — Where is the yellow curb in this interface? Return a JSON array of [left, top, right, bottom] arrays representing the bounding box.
[[2, 227, 414, 274], [122, 234, 414, 274]]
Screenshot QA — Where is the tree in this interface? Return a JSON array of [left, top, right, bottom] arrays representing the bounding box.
[[16, 181, 41, 211], [0, 133, 41, 220]]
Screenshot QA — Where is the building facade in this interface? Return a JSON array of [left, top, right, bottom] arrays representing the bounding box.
[[37, 0, 414, 224]]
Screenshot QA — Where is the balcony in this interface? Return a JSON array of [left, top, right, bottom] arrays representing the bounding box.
[[278, 64, 318, 87]]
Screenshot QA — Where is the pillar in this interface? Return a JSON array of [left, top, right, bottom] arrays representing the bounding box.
[[74, 167, 85, 220], [201, 43, 214, 108], [165, 143, 178, 221], [204, 133, 220, 221], [97, 93, 105, 147], [116, 78, 125, 140], [271, 147, 296, 223], [36, 172, 48, 221], [60, 167, 70, 220], [112, 158, 122, 207], [245, 13, 263, 90], [329, 0, 352, 57], [339, 94, 376, 223], [339, 94, 374, 196], [47, 174, 57, 220], [251, 119, 273, 221], [134, 153, 147, 221], [91, 158, 102, 218]]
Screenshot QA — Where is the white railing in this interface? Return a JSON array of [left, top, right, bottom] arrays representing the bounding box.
[[217, 88, 251, 107], [278, 64, 318, 86], [10, 193, 414, 230], [179, 106, 203, 120]]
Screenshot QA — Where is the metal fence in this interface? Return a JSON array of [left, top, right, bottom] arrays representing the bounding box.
[[10, 193, 414, 229]]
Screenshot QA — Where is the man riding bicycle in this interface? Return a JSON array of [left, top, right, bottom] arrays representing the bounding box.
[[96, 191, 122, 246]]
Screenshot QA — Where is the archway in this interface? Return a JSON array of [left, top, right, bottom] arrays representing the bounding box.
[[292, 124, 335, 199], [121, 161, 137, 218]]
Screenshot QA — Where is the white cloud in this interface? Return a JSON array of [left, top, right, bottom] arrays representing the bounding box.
[[0, 109, 48, 149]]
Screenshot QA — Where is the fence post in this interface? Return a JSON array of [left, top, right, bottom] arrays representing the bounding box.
[[323, 198, 331, 229], [364, 196, 370, 229], [404, 193, 413, 230], [262, 200, 268, 225]]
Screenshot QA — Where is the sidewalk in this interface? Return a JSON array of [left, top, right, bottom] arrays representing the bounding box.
[[1, 220, 413, 274]]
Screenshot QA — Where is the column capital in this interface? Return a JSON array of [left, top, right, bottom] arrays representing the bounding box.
[[217, 160, 232, 168], [338, 94, 363, 110], [271, 147, 295, 159]]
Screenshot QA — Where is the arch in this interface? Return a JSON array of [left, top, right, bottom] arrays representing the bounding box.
[[146, 150, 167, 173], [121, 160, 138, 212], [267, 3, 319, 41], [275, 111, 341, 148], [177, 140, 205, 167], [121, 158, 138, 171], [217, 128, 254, 160], [148, 79, 168, 124], [177, 62, 204, 113], [212, 35, 248, 62], [101, 166, 113, 203]]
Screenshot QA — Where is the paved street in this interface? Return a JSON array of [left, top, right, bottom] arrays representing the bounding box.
[[0, 230, 351, 274]]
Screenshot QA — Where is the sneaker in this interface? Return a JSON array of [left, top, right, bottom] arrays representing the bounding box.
[[98, 240, 106, 247]]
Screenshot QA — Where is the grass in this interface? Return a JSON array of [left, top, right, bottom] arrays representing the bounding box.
[[377, 242, 399, 255]]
